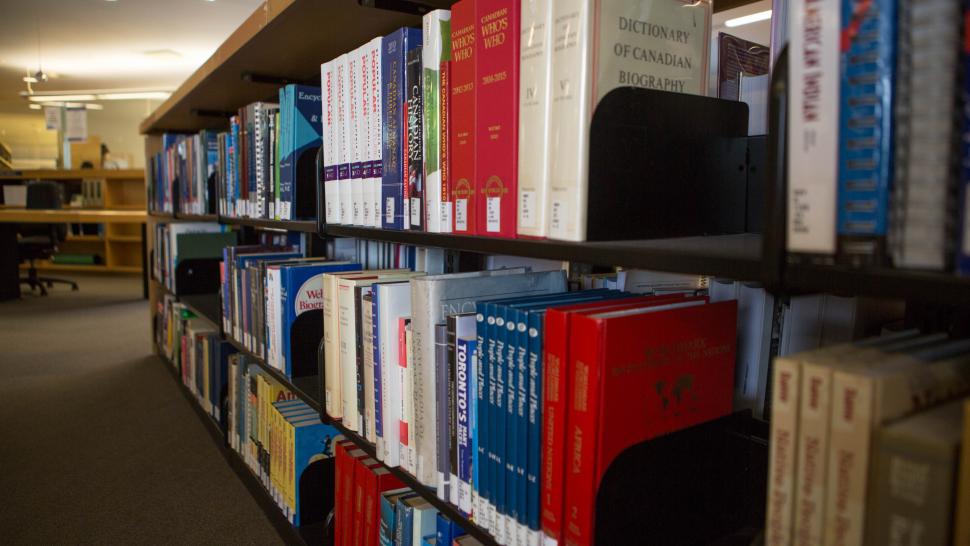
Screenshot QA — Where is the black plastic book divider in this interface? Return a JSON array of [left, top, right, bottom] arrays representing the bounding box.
[[593, 412, 767, 546], [174, 258, 221, 295], [586, 87, 762, 241], [292, 145, 320, 220], [289, 312, 324, 378]]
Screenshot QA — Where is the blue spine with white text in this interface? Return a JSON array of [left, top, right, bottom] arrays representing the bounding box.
[[382, 28, 423, 230], [278, 84, 322, 220], [837, 0, 896, 264]]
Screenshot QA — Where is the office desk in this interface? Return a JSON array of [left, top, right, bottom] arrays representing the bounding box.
[[0, 209, 148, 300]]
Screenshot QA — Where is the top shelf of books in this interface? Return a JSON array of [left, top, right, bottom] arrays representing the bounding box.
[[140, 0, 760, 134]]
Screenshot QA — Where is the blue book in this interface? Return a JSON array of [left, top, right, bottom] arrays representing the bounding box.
[[473, 303, 489, 522], [278, 84, 322, 220], [837, 0, 896, 263], [212, 341, 236, 423], [435, 512, 465, 545], [290, 418, 339, 526], [456, 335, 476, 515], [381, 27, 423, 230], [396, 494, 416, 546], [421, 535, 436, 546], [278, 261, 362, 377], [234, 251, 302, 339]]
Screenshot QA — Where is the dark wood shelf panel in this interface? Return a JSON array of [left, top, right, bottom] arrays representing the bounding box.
[[148, 211, 173, 219], [784, 263, 970, 305], [224, 335, 322, 413], [325, 419, 498, 546], [155, 350, 325, 546], [175, 212, 219, 222], [221, 215, 318, 233], [324, 226, 765, 281]]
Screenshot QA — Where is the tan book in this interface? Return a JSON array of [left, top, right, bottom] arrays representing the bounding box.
[[765, 354, 802, 546], [824, 341, 970, 546]]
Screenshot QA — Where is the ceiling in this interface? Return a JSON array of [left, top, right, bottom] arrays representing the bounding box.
[[0, 0, 262, 113]]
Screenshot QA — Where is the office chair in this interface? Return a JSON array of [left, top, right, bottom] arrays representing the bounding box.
[[19, 181, 79, 295]]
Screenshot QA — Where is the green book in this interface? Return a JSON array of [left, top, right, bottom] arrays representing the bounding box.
[[51, 253, 98, 265]]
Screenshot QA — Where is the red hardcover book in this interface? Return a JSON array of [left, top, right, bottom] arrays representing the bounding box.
[[338, 444, 366, 546], [353, 457, 383, 546], [334, 441, 349, 546], [540, 294, 695, 545], [474, 0, 518, 237], [450, 0, 477, 234], [361, 465, 405, 546], [562, 299, 737, 546]]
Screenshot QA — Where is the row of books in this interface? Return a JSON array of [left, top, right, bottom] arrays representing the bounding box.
[[227, 353, 339, 527], [320, 0, 712, 241], [148, 83, 322, 220], [152, 222, 236, 293], [219, 244, 448, 379], [147, 132, 219, 215], [788, 0, 970, 273], [334, 439, 474, 546], [765, 331, 970, 546]]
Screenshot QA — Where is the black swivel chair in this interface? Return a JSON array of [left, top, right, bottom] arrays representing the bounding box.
[[19, 181, 79, 295]]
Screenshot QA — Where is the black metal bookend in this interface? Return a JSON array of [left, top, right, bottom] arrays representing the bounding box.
[[174, 258, 222, 295], [290, 311, 324, 378], [593, 412, 767, 546], [293, 146, 320, 220], [586, 87, 762, 241]]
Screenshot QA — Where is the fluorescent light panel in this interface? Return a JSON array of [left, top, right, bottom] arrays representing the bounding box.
[[724, 10, 772, 27], [25, 91, 171, 102]]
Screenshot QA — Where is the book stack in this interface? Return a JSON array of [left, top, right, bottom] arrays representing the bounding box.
[[146, 131, 219, 216], [178, 316, 236, 420], [765, 331, 970, 546], [788, 0, 970, 273], [227, 354, 341, 526], [319, 0, 712, 241]]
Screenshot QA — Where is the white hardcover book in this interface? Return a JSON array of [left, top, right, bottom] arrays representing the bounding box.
[[422, 9, 452, 233], [736, 284, 775, 419], [360, 44, 373, 229], [787, 0, 839, 254], [517, 0, 554, 238], [336, 54, 352, 225], [324, 270, 357, 418], [368, 37, 384, 228], [266, 267, 280, 370], [350, 46, 366, 226], [402, 321, 416, 473], [546, 0, 711, 241], [409, 269, 565, 486], [322, 60, 340, 224], [377, 282, 412, 467]]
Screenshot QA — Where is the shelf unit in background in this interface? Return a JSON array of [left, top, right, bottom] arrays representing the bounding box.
[[2, 169, 147, 274]]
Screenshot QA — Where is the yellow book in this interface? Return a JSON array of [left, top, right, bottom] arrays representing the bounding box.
[[955, 400, 970, 546]]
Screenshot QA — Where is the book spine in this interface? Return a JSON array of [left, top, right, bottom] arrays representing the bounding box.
[[324, 274, 342, 419], [382, 32, 405, 230], [474, 305, 490, 523], [456, 335, 475, 515], [405, 321, 417, 474], [406, 46, 425, 231], [540, 308, 568, 546], [364, 291, 378, 444], [361, 45, 374, 229], [958, 9, 970, 275], [370, 38, 384, 229], [475, 0, 519, 238], [448, 316, 460, 506], [399, 317, 414, 473], [486, 301, 503, 535], [517, 0, 553, 238], [792, 362, 832, 546], [835, 0, 895, 265], [410, 279, 437, 485], [765, 356, 802, 546], [546, 0, 591, 242], [436, 322, 451, 500], [373, 288, 384, 457], [337, 54, 352, 225], [504, 307, 522, 541], [339, 281, 360, 431], [562, 314, 603, 546], [440, 51, 453, 234], [525, 310, 543, 545], [423, 9, 453, 233], [514, 308, 530, 545], [351, 48, 366, 226], [823, 371, 873, 546], [382, 296, 404, 467], [449, 0, 477, 235], [787, 0, 840, 255]]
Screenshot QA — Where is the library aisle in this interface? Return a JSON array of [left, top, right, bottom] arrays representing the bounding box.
[[0, 275, 282, 544]]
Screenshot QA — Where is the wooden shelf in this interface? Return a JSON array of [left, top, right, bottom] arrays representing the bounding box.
[[21, 262, 141, 273], [0, 169, 144, 181], [107, 235, 142, 243], [65, 235, 104, 243]]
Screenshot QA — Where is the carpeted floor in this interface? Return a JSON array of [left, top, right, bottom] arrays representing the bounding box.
[[0, 274, 284, 545]]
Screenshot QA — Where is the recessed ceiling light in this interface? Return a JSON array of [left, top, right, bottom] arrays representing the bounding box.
[[724, 10, 772, 28], [28, 104, 41, 110]]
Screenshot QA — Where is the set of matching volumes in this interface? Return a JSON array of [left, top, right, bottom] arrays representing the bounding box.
[[788, 0, 970, 272], [334, 437, 471, 546], [321, 0, 712, 241], [227, 353, 340, 526], [319, 263, 738, 546], [765, 330, 970, 546]]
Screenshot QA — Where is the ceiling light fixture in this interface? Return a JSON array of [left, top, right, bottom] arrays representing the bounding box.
[[21, 90, 172, 103], [27, 94, 97, 102], [724, 10, 772, 27], [28, 104, 41, 110]]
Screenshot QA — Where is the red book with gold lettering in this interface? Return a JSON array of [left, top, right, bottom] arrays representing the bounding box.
[[360, 463, 405, 546], [450, 0, 477, 235], [562, 299, 736, 546], [540, 294, 696, 546], [474, 0, 518, 237]]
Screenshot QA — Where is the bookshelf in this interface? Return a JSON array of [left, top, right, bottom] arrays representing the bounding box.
[[140, 0, 970, 544]]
